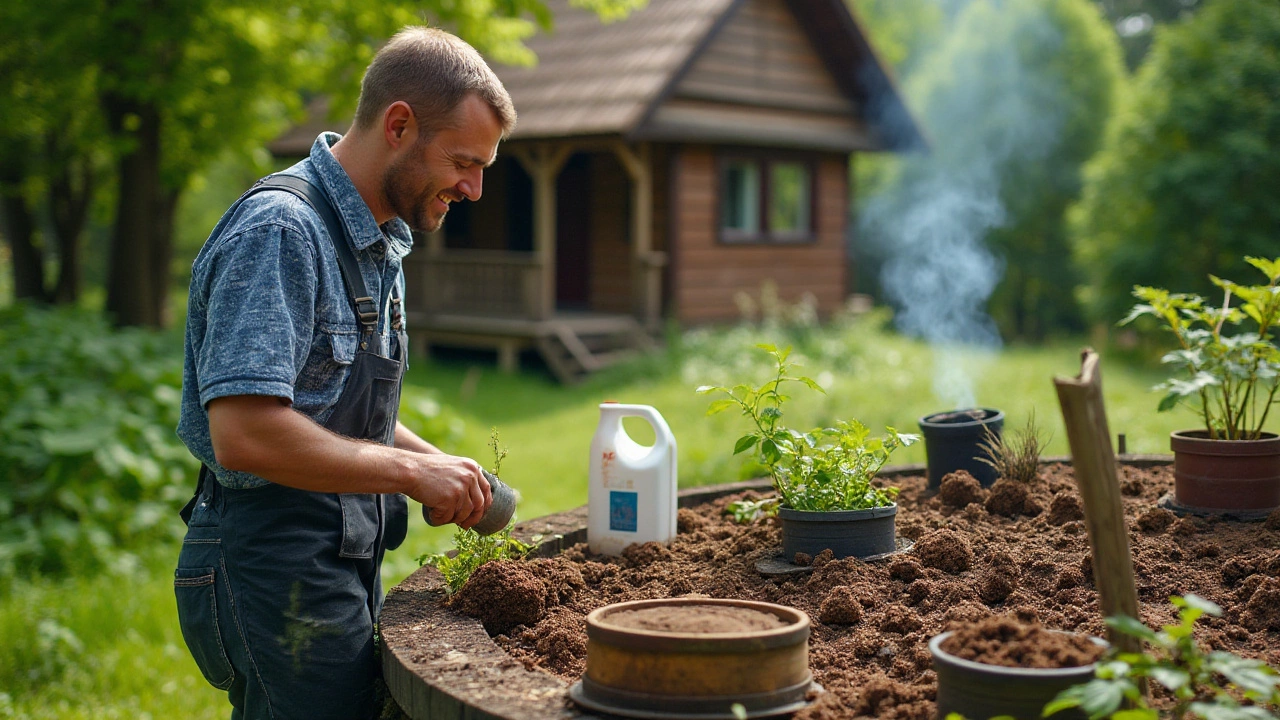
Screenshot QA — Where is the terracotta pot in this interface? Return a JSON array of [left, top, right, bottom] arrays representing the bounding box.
[[930, 631, 1104, 720], [572, 598, 813, 719], [1170, 430, 1280, 513], [778, 504, 897, 560]]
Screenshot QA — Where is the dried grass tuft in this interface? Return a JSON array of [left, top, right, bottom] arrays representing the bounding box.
[[978, 412, 1048, 485]]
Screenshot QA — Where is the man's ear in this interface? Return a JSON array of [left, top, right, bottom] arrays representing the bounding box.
[[382, 101, 416, 150]]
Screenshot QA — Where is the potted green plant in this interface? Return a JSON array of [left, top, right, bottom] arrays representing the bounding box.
[[698, 344, 918, 560], [1121, 256, 1280, 515]]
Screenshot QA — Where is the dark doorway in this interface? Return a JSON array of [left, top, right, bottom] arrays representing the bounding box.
[[556, 154, 592, 310]]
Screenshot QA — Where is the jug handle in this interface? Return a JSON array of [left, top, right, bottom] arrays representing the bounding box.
[[616, 406, 673, 455]]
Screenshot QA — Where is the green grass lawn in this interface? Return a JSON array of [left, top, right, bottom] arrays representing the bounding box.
[[4, 318, 1259, 718]]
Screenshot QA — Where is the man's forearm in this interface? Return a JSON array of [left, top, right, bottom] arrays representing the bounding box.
[[206, 395, 490, 527], [210, 396, 416, 494]]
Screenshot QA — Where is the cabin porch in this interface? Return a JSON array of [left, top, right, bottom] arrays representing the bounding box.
[[403, 140, 669, 382]]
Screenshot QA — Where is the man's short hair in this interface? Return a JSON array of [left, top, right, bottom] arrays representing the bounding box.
[[353, 27, 516, 140]]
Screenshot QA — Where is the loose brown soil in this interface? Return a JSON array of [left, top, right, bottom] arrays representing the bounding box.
[[602, 604, 786, 633], [939, 615, 1105, 669], [446, 464, 1280, 719]]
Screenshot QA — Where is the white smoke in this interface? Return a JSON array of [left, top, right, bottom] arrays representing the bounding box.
[[859, 0, 1067, 408]]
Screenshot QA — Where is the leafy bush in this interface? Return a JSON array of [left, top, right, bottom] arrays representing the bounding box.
[[0, 304, 194, 579], [1071, 0, 1280, 326]]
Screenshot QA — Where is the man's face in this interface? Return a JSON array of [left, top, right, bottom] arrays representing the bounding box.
[[383, 94, 503, 234]]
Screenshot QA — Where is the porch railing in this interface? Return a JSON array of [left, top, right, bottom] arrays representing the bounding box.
[[403, 249, 544, 320]]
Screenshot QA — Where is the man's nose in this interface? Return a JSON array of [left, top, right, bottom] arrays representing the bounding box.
[[457, 167, 483, 201]]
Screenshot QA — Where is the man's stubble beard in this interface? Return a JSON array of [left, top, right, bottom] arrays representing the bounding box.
[[383, 153, 446, 234]]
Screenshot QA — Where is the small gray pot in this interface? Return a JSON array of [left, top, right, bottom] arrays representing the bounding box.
[[778, 504, 896, 560]]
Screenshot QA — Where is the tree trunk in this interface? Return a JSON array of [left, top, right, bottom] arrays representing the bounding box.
[[104, 97, 161, 327], [0, 153, 48, 302], [150, 186, 179, 327], [50, 149, 93, 305]]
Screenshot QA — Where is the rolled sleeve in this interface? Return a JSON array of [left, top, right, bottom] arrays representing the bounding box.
[[195, 222, 317, 408]]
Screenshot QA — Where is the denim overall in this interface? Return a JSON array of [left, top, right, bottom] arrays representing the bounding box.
[[175, 176, 408, 720]]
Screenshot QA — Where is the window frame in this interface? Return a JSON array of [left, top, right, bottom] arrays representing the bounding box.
[[716, 150, 818, 245]]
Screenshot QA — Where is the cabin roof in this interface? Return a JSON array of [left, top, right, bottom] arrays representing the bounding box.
[[504, 0, 921, 151], [269, 0, 922, 156]]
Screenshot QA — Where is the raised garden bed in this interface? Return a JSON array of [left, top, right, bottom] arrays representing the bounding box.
[[380, 459, 1280, 720]]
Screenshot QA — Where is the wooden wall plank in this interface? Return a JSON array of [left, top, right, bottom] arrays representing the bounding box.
[[670, 147, 848, 324]]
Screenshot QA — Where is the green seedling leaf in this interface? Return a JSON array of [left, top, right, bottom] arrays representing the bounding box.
[[706, 399, 738, 416], [1148, 666, 1191, 691], [1188, 701, 1278, 720], [734, 434, 759, 455], [1176, 593, 1223, 616], [1106, 615, 1159, 642]]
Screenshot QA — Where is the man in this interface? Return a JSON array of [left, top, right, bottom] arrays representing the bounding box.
[[174, 27, 515, 719]]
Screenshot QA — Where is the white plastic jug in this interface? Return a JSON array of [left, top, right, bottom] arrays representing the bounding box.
[[588, 403, 678, 556]]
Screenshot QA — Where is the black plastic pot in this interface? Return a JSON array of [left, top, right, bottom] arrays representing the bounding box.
[[930, 631, 1102, 720], [918, 408, 1004, 490], [778, 504, 896, 560]]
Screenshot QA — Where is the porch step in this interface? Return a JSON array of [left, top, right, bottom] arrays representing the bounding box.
[[535, 318, 650, 384]]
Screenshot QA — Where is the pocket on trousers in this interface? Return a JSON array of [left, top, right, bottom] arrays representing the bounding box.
[[339, 493, 378, 559], [174, 566, 236, 690]]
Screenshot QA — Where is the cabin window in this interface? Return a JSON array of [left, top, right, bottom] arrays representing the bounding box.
[[718, 156, 814, 243], [720, 160, 760, 236]]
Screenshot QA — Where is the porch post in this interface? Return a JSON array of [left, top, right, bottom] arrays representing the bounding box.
[[613, 142, 663, 332], [511, 144, 571, 321]]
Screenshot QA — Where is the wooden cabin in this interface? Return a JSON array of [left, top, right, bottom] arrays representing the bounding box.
[[272, 0, 922, 382]]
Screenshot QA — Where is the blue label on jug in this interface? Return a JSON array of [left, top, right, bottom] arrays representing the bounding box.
[[609, 491, 638, 532]]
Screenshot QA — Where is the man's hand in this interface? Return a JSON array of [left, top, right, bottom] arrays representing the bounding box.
[[404, 453, 491, 528]]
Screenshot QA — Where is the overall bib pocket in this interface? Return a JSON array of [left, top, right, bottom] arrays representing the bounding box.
[[174, 566, 236, 690]]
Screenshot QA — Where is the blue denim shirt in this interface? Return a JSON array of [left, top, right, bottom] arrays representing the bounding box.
[[177, 133, 413, 488]]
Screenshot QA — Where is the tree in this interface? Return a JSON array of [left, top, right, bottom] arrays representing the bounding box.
[[858, 0, 1124, 341], [1, 0, 643, 327], [0, 0, 105, 306], [1094, 0, 1204, 69], [1070, 0, 1280, 327]]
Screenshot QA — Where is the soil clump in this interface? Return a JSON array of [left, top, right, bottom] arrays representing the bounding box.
[[444, 464, 1280, 719]]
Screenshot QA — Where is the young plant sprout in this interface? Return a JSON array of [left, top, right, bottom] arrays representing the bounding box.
[[1046, 595, 1280, 720], [417, 428, 534, 594], [698, 344, 917, 521], [977, 411, 1049, 485]]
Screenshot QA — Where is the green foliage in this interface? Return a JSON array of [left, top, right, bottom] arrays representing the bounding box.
[[0, 304, 194, 579], [699, 344, 917, 514], [416, 521, 533, 595], [1046, 595, 1280, 720], [1072, 0, 1280, 327], [1120, 257, 1280, 440]]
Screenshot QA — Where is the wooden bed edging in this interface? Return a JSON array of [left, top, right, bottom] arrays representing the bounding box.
[[380, 457, 1174, 719]]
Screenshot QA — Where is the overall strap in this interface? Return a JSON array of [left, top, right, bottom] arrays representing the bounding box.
[[252, 175, 379, 334]]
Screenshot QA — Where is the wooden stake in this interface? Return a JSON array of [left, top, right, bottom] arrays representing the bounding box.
[[1053, 349, 1143, 657]]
